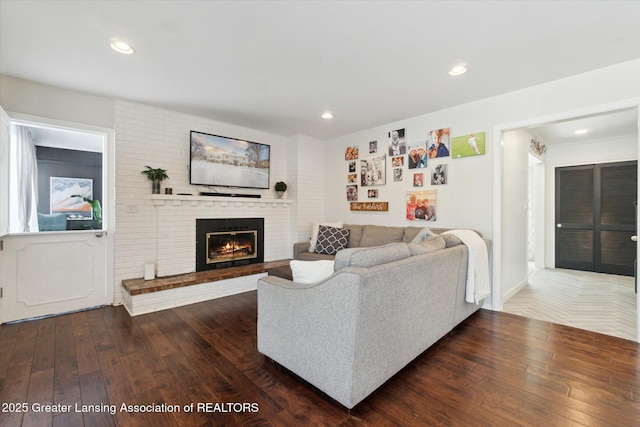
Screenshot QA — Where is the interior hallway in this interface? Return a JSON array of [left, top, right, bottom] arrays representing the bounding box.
[[502, 267, 638, 342]]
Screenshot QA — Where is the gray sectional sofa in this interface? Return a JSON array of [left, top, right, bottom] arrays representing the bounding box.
[[257, 224, 490, 409], [293, 224, 463, 261]]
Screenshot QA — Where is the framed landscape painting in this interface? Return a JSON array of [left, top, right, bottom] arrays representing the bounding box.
[[50, 177, 93, 220]]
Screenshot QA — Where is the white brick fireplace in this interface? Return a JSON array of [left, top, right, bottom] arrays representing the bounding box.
[[151, 195, 293, 277]]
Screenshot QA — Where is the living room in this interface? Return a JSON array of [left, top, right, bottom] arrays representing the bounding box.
[[1, 1, 640, 425]]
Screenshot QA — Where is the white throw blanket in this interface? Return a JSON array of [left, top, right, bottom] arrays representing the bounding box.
[[442, 229, 491, 304]]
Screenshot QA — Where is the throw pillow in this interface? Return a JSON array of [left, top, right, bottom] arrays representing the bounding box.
[[410, 226, 437, 243], [309, 221, 343, 252], [290, 260, 335, 284], [314, 225, 350, 255]]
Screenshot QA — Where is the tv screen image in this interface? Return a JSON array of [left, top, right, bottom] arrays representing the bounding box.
[[190, 131, 270, 189]]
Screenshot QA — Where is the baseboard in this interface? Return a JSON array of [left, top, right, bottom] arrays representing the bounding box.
[[503, 278, 529, 303]]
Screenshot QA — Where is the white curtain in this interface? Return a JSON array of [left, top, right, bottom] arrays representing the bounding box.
[[13, 125, 39, 232]]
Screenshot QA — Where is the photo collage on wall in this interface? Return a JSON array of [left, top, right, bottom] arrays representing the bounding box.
[[344, 127, 485, 217]]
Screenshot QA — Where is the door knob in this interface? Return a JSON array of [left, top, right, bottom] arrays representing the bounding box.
[[557, 224, 562, 228], [631, 235, 637, 242], [95, 232, 105, 238]]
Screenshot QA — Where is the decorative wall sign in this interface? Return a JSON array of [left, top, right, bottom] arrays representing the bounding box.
[[350, 202, 389, 211], [530, 138, 546, 156]]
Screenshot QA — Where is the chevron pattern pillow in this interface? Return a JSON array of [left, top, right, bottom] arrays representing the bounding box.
[[314, 225, 350, 255]]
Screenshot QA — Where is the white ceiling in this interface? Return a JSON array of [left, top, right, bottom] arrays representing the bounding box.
[[1, 1, 640, 140], [530, 108, 639, 146]]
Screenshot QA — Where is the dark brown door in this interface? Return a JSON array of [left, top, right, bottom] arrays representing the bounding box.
[[556, 161, 637, 276]]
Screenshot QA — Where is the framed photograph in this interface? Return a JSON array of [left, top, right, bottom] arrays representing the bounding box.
[[406, 190, 437, 221], [388, 128, 407, 156], [393, 168, 403, 182], [347, 173, 357, 183], [50, 177, 93, 220], [452, 132, 485, 158], [413, 173, 424, 187], [408, 142, 427, 169], [427, 128, 451, 159], [391, 156, 404, 167], [348, 161, 356, 172], [431, 164, 448, 185], [360, 155, 386, 187], [368, 189, 378, 198], [369, 140, 378, 154], [345, 146, 359, 160], [347, 185, 358, 201]]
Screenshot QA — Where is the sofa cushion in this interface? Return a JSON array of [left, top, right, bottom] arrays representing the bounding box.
[[334, 242, 411, 270], [314, 225, 350, 255], [310, 221, 343, 252], [343, 224, 365, 248], [441, 234, 463, 247], [290, 260, 335, 284], [359, 225, 405, 247], [408, 235, 446, 255]]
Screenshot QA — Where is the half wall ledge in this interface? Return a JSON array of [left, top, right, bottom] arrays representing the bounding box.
[[121, 259, 290, 316]]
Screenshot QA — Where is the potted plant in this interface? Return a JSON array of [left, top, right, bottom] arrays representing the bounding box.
[[70, 195, 102, 229], [274, 181, 287, 198], [141, 166, 169, 194]]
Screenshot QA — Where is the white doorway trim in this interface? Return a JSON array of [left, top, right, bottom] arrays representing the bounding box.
[[492, 99, 640, 344], [6, 112, 115, 308]]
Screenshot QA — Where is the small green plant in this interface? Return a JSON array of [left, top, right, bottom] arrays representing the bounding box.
[[71, 195, 102, 226], [141, 166, 169, 181], [274, 181, 287, 192]]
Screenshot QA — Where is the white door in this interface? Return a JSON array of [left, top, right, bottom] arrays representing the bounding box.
[[2, 231, 107, 322], [0, 110, 112, 323]]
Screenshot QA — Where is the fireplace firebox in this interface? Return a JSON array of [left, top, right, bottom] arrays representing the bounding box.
[[196, 218, 264, 271]]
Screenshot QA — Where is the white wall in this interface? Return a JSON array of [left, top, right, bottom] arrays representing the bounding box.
[[0, 75, 114, 129], [322, 59, 640, 307], [501, 129, 532, 299], [323, 114, 494, 235]]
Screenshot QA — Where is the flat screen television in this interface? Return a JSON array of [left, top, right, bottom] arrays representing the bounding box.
[[189, 130, 271, 189]]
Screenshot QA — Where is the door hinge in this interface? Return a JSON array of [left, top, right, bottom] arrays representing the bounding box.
[[0, 240, 3, 251], [1, 287, 3, 299]]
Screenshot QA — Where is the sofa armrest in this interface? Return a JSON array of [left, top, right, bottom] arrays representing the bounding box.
[[293, 241, 311, 259]]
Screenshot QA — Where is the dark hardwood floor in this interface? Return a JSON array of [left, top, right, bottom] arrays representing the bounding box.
[[1, 291, 639, 426]]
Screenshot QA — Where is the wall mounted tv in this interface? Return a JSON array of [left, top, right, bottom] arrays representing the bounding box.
[[190, 130, 271, 189]]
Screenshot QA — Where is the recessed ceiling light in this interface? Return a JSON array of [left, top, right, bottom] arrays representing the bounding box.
[[110, 39, 135, 55], [574, 129, 589, 135], [321, 112, 334, 120], [448, 64, 468, 76]]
